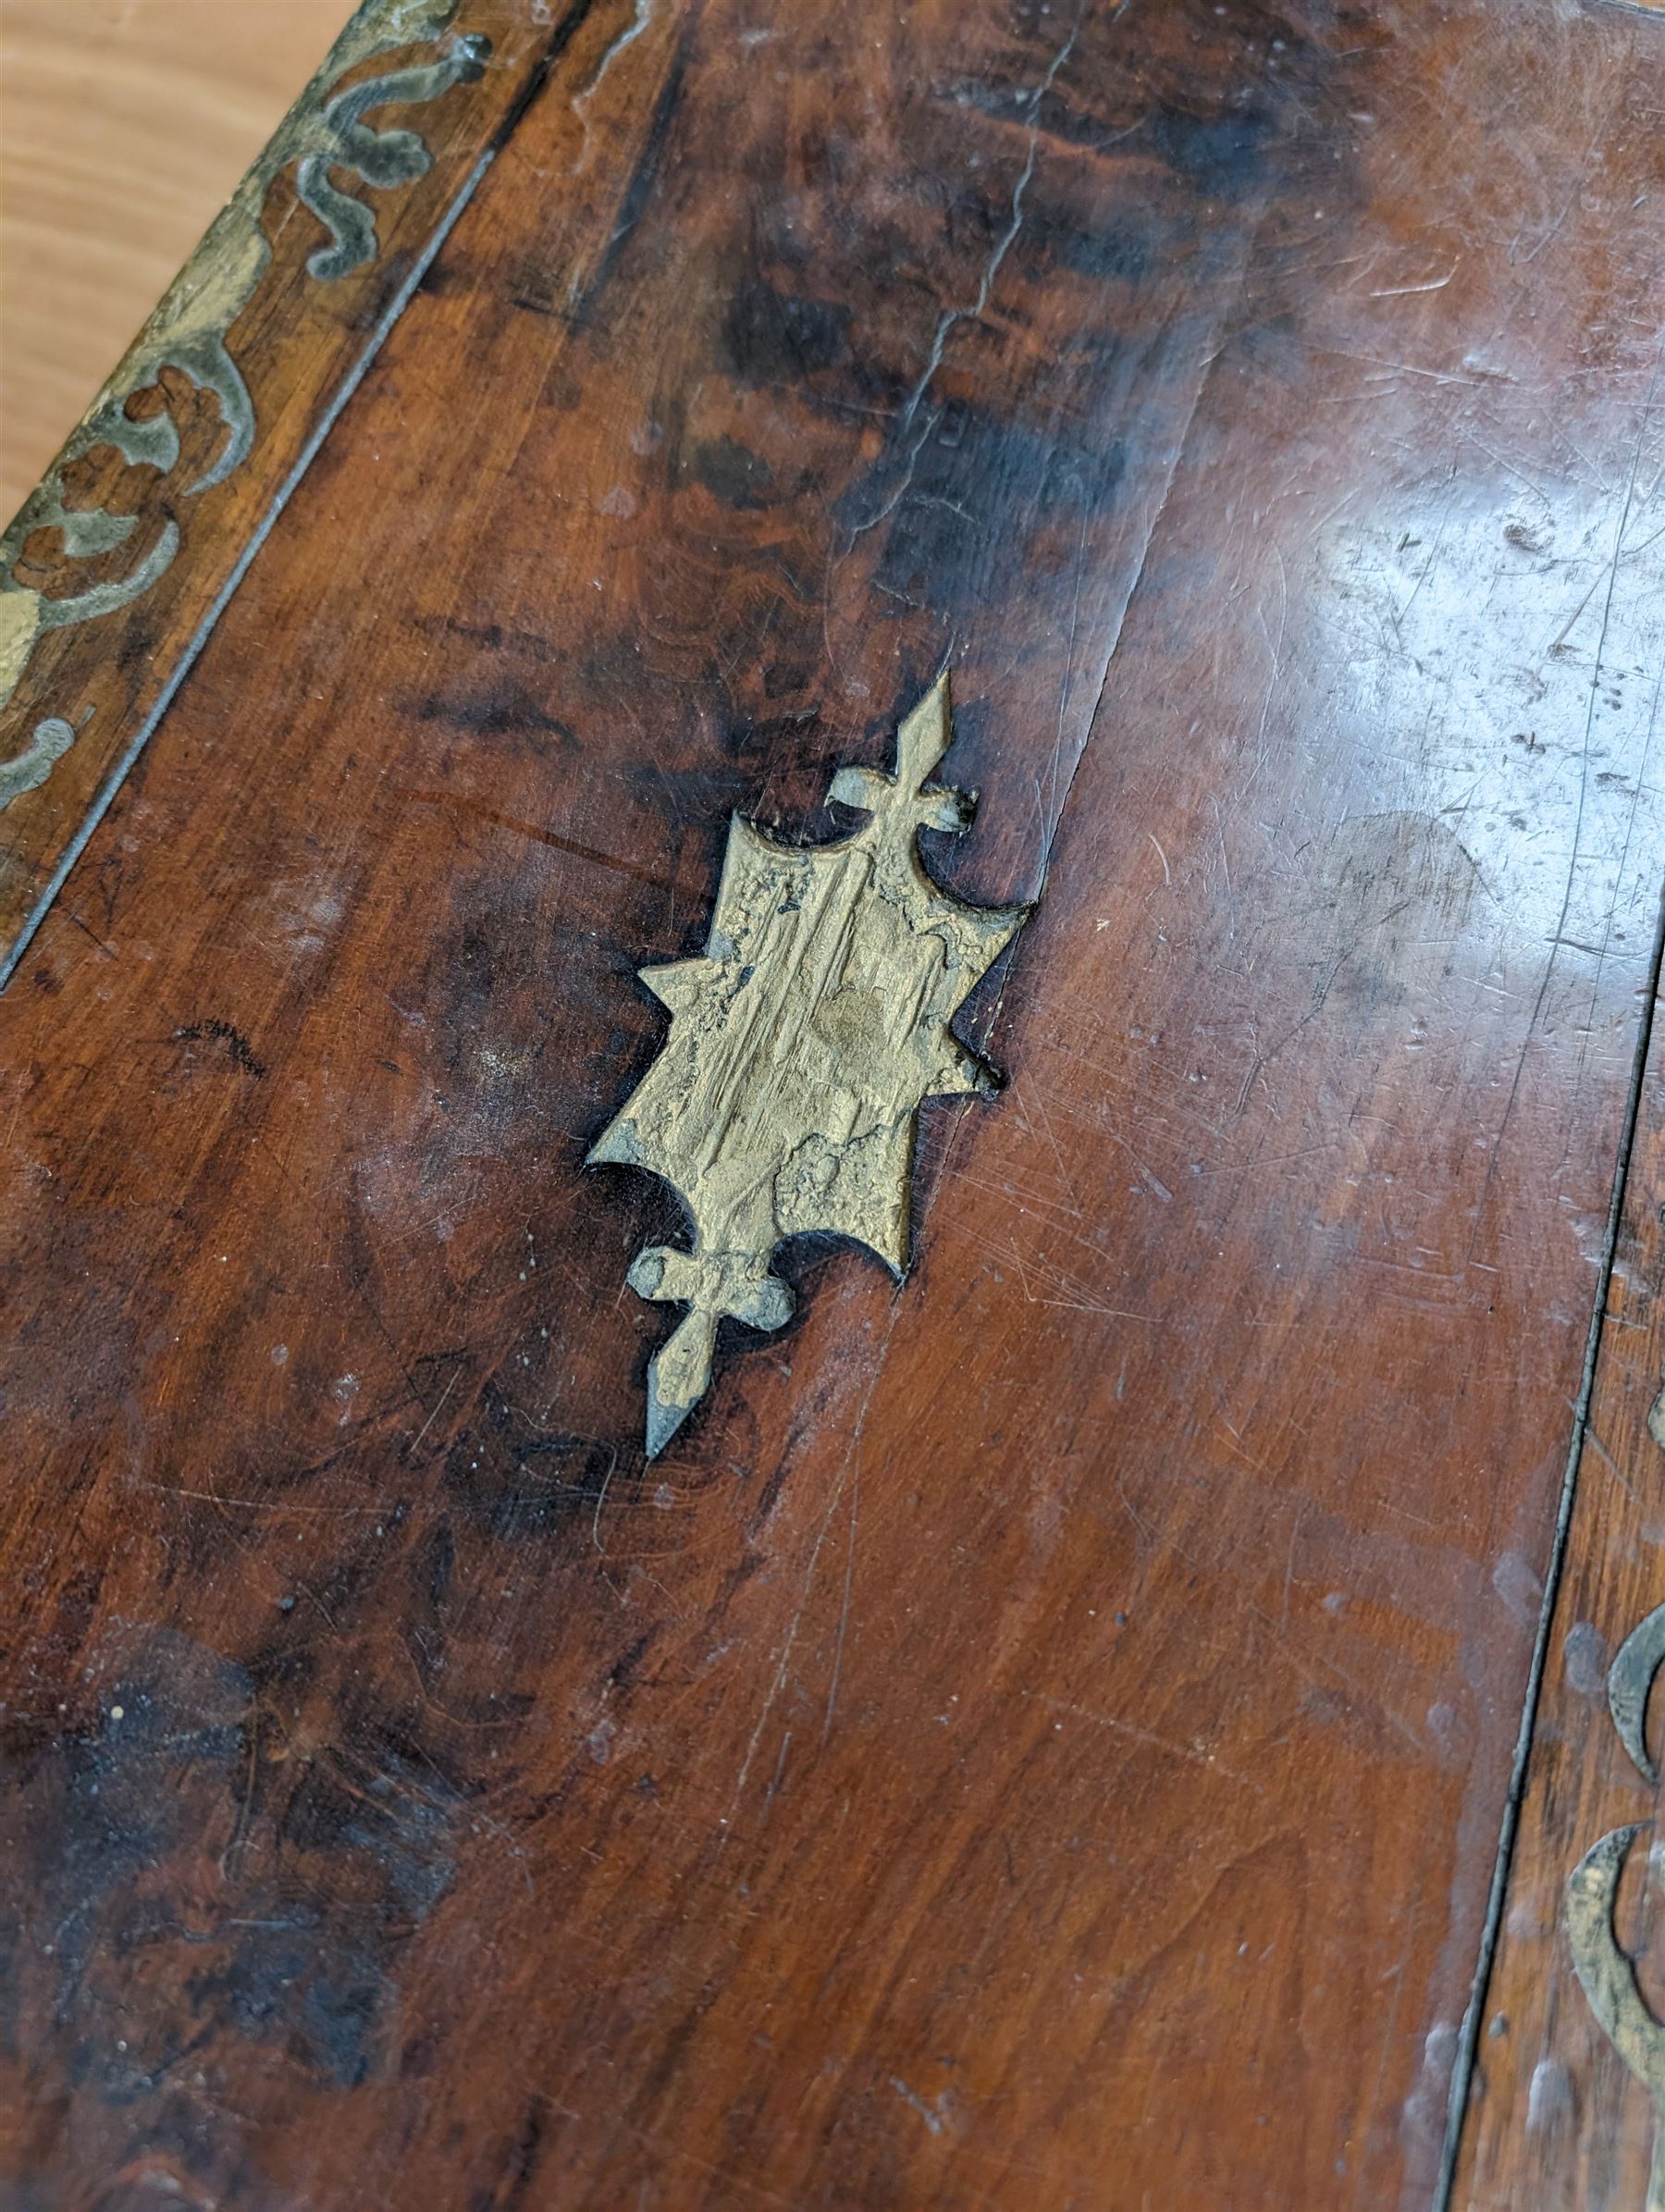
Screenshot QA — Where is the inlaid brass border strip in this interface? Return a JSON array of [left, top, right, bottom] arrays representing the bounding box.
[[0, 0, 609, 985]]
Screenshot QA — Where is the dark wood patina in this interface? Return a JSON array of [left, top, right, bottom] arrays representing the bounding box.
[[6, 1, 1665, 2206]]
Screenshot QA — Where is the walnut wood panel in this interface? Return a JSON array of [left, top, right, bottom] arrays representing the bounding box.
[[0, 0, 608, 982], [4, 1, 1665, 2207]]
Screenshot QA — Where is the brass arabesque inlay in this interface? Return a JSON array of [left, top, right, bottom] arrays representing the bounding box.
[[1567, 1599, 1665, 2209], [589, 675, 1030, 1456], [0, 0, 488, 803]]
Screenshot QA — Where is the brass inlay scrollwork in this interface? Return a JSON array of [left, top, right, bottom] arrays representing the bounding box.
[[588, 675, 1030, 1455], [1567, 1599, 1665, 2207], [0, 0, 489, 798]]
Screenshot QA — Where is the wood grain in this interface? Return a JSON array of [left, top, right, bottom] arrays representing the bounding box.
[[0, 0, 352, 521], [4, 0, 1665, 2206]]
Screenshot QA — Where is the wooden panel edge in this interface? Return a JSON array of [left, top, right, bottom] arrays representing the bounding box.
[[0, 0, 605, 983], [1449, 910, 1665, 2209]]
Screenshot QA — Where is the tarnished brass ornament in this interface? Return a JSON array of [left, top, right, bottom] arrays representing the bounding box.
[[1566, 1600, 1665, 2209], [589, 674, 1030, 1455]]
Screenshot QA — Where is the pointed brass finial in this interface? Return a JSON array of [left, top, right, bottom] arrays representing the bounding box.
[[588, 673, 1030, 1454]]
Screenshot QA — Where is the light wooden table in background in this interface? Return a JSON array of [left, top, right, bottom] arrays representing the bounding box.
[[0, 0, 349, 520]]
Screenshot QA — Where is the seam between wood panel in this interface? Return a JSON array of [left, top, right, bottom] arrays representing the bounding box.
[[1434, 878, 1665, 2210], [0, 0, 606, 994]]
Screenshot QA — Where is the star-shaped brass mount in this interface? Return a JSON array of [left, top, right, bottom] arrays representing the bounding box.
[[588, 675, 1030, 1455]]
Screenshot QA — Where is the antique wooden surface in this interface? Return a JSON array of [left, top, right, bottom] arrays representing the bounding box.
[[5, 0, 1665, 2206]]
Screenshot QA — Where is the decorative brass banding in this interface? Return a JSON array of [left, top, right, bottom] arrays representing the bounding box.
[[1566, 1593, 1665, 2208], [0, 0, 489, 801]]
